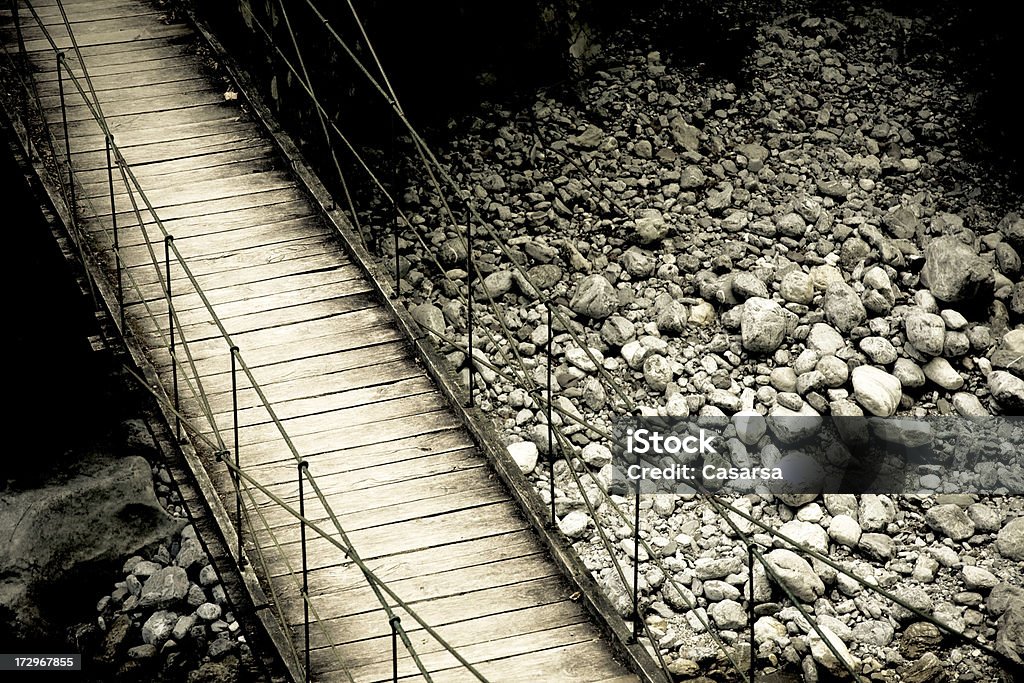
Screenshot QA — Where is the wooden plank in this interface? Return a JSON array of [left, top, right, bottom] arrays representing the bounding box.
[[30, 44, 196, 77], [301, 576, 576, 648], [8, 1, 160, 23], [82, 170, 295, 218], [79, 154, 278, 198], [70, 123, 260, 161], [75, 144, 277, 187], [57, 100, 243, 139], [205, 430, 475, 505], [91, 198, 312, 251], [20, 22, 191, 53], [211, 391, 447, 451], [128, 261, 359, 314], [254, 471, 507, 553], [383, 639, 634, 683], [42, 78, 216, 114], [138, 288, 379, 347], [54, 89, 228, 125], [128, 263, 365, 324], [280, 553, 558, 626], [243, 450, 492, 520], [206, 373, 436, 432], [254, 502, 527, 574], [326, 624, 601, 682]]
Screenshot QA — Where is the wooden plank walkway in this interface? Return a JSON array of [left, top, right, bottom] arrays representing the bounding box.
[[1, 1, 639, 681]]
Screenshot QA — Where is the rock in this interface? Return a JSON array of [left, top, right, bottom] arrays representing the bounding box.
[[781, 270, 814, 304], [600, 316, 635, 347], [900, 653, 947, 683], [904, 310, 946, 356], [656, 300, 689, 335], [622, 248, 655, 278], [989, 371, 1024, 412], [809, 624, 859, 673], [680, 165, 706, 189], [961, 566, 999, 591], [776, 212, 807, 238], [197, 602, 222, 621], [740, 297, 787, 353], [991, 329, 1024, 374], [709, 599, 747, 629], [852, 365, 902, 417], [967, 503, 1002, 533], [901, 622, 943, 658], [920, 235, 993, 302], [670, 116, 700, 151], [996, 601, 1024, 665], [858, 532, 895, 561], [558, 511, 590, 539], [633, 209, 669, 244], [507, 441, 539, 475], [732, 273, 769, 300], [481, 270, 513, 298], [569, 124, 604, 149], [807, 323, 846, 355], [893, 358, 927, 388], [172, 614, 196, 642], [853, 620, 895, 647], [763, 549, 825, 602], [997, 517, 1024, 561], [409, 305, 446, 335], [828, 515, 862, 547], [643, 355, 673, 392], [823, 281, 866, 333], [925, 504, 976, 541], [767, 404, 822, 444], [733, 409, 767, 445], [569, 274, 618, 320], [0, 456, 183, 638], [142, 610, 178, 646], [776, 520, 829, 554], [138, 566, 189, 610], [188, 657, 240, 683], [755, 616, 788, 645], [859, 337, 898, 365], [923, 358, 963, 390], [816, 178, 851, 200], [694, 556, 744, 580], [127, 644, 157, 660], [703, 580, 741, 602]]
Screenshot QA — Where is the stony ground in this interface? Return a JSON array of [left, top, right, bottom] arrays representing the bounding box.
[[363, 3, 1024, 682]]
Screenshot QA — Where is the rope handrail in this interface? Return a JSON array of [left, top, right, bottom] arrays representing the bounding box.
[[12, 3, 491, 680]]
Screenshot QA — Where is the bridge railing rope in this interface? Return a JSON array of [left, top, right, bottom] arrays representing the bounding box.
[[227, 1, 1018, 681], [6, 3, 497, 681]]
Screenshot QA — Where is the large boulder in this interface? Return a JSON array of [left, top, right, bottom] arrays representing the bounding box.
[[0, 456, 183, 640], [740, 297, 787, 353]]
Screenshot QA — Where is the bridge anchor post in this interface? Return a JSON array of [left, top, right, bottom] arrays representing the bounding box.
[[748, 543, 756, 682], [390, 615, 401, 683], [230, 345, 245, 567], [164, 235, 179, 440], [546, 301, 556, 527]]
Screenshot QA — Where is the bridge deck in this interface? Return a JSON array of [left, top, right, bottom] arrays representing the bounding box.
[[1, 1, 638, 681]]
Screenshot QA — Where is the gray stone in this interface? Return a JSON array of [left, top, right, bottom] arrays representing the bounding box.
[[141, 610, 178, 646], [703, 580, 741, 602], [905, 310, 946, 356], [893, 358, 927, 388], [925, 504, 975, 541], [740, 297, 787, 353], [139, 566, 189, 609], [997, 517, 1024, 561], [679, 165, 706, 189], [656, 300, 689, 335], [991, 329, 1024, 374], [859, 337, 898, 365], [196, 602, 222, 621], [961, 566, 999, 591], [824, 281, 866, 333], [858, 533, 895, 561], [480, 270, 513, 298], [920, 235, 994, 302], [507, 441, 538, 475], [781, 270, 814, 304], [709, 599, 747, 629], [643, 355, 673, 392], [558, 511, 590, 539], [732, 273, 769, 300], [923, 358, 964, 390], [569, 274, 618, 319], [633, 209, 669, 244], [828, 515, 862, 547], [410, 303, 445, 335], [989, 371, 1024, 412], [900, 653, 946, 683], [852, 365, 902, 417], [600, 316, 634, 347], [807, 323, 846, 355], [776, 520, 829, 554], [810, 625, 859, 673], [569, 124, 604, 149], [763, 549, 825, 602]]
